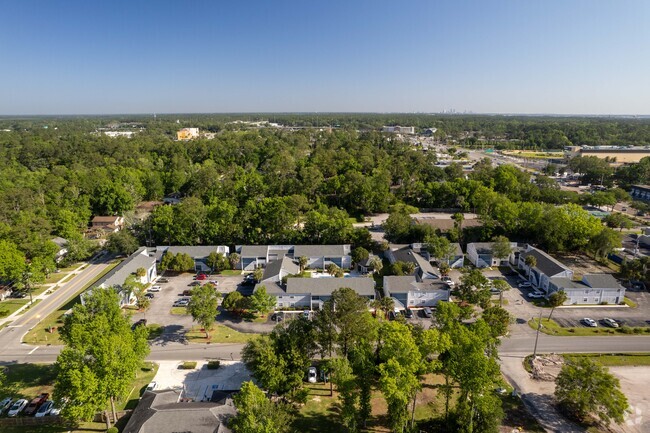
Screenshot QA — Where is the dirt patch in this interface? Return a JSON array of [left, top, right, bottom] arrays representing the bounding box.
[[531, 354, 564, 382], [555, 253, 614, 277]]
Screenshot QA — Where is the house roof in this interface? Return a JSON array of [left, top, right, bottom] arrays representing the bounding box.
[[582, 274, 621, 289], [239, 245, 269, 257], [384, 275, 449, 295], [123, 389, 235, 433], [358, 254, 378, 268], [92, 215, 121, 224], [161, 246, 229, 260], [255, 281, 285, 295], [521, 247, 570, 277], [262, 257, 300, 281], [293, 245, 351, 258], [286, 277, 375, 296], [549, 277, 586, 290], [450, 243, 463, 256], [97, 247, 156, 288], [470, 242, 495, 255]]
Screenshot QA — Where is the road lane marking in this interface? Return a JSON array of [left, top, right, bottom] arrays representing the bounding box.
[[29, 346, 39, 355]]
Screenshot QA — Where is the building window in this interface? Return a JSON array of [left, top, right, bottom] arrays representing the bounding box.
[[583, 297, 588, 302], [290, 303, 295, 307]]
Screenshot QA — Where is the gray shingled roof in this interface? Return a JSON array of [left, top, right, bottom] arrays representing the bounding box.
[[286, 277, 374, 296], [521, 248, 570, 277], [471, 242, 495, 255], [384, 276, 449, 295], [97, 247, 156, 288], [163, 245, 228, 259], [255, 281, 285, 295], [550, 277, 586, 290], [262, 257, 300, 281], [123, 389, 235, 433], [239, 245, 268, 257], [582, 274, 621, 289], [293, 245, 350, 258]]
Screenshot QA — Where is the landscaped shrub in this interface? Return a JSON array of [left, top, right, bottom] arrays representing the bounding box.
[[618, 326, 634, 334], [207, 360, 221, 370], [0, 308, 9, 317], [179, 361, 197, 370], [107, 428, 118, 433], [634, 327, 644, 334]]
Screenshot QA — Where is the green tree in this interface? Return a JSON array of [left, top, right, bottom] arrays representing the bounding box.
[[328, 357, 359, 432], [524, 254, 537, 273], [298, 255, 308, 272], [555, 358, 628, 425], [351, 247, 369, 265], [481, 306, 511, 338], [222, 291, 246, 313], [0, 240, 26, 282], [326, 262, 340, 276], [207, 251, 229, 273], [427, 234, 456, 266], [603, 213, 633, 231], [252, 267, 264, 283], [187, 284, 221, 338], [230, 381, 294, 433], [458, 268, 491, 308], [55, 287, 149, 422], [160, 251, 175, 271], [589, 227, 621, 260], [322, 287, 375, 357], [249, 286, 276, 316], [383, 209, 413, 243], [171, 253, 195, 272], [105, 230, 139, 256], [491, 236, 512, 261], [367, 255, 383, 274], [228, 252, 241, 270], [547, 290, 568, 320]]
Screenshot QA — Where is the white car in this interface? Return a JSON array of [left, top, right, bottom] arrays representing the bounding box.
[[7, 398, 28, 417], [146, 381, 157, 391], [35, 400, 54, 417], [441, 276, 455, 287], [518, 282, 532, 289], [527, 292, 544, 299], [604, 318, 619, 328], [582, 318, 597, 327], [148, 286, 162, 292], [307, 367, 317, 383]]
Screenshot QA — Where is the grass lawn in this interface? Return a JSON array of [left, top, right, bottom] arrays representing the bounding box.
[[0, 298, 31, 318], [170, 307, 189, 315], [146, 323, 164, 339], [43, 272, 69, 285], [563, 353, 650, 367], [529, 318, 650, 336], [623, 297, 637, 308], [217, 270, 242, 276], [185, 324, 258, 344], [22, 260, 122, 345]]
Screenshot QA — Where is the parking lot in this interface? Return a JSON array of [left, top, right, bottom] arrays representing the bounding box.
[[136, 271, 248, 342]]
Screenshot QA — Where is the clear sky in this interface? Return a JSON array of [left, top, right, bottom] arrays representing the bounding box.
[[1, 0, 649, 115]]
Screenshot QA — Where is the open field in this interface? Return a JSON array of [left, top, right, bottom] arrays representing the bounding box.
[[185, 324, 258, 344]]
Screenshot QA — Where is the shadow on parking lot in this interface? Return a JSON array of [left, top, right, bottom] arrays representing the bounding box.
[[150, 324, 187, 346]]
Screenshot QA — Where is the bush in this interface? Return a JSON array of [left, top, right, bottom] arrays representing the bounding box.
[[179, 361, 197, 370], [0, 308, 9, 318], [634, 327, 644, 334], [618, 326, 634, 334], [207, 360, 221, 370], [107, 428, 119, 433]]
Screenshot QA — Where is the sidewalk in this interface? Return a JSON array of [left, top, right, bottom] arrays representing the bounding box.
[[0, 262, 88, 327]]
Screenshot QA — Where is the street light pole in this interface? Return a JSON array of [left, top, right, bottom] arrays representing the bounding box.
[[532, 310, 543, 359]]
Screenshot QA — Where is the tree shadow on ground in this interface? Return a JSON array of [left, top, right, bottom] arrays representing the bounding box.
[[150, 324, 187, 346]]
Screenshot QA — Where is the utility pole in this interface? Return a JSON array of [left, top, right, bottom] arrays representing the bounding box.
[[532, 310, 543, 359]]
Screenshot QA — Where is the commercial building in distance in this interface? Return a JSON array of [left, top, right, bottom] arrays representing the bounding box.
[[382, 126, 415, 134], [177, 128, 200, 141], [565, 146, 650, 165]]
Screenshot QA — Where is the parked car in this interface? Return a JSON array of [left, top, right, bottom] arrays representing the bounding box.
[[307, 367, 317, 383], [144, 293, 155, 299], [518, 282, 532, 289], [182, 289, 194, 296], [173, 298, 190, 307], [404, 308, 414, 319], [441, 276, 455, 287], [422, 307, 433, 318], [132, 319, 147, 330], [10, 291, 26, 298], [157, 278, 169, 283], [0, 397, 13, 414], [271, 313, 283, 322], [49, 400, 65, 416], [388, 311, 397, 321], [35, 400, 54, 417], [7, 399, 28, 417], [582, 318, 597, 327], [603, 318, 619, 328], [208, 280, 219, 285], [302, 310, 310, 319], [146, 381, 157, 391], [527, 292, 544, 299], [242, 274, 256, 285], [23, 393, 49, 416], [148, 286, 161, 292], [196, 273, 208, 281], [189, 281, 201, 287]]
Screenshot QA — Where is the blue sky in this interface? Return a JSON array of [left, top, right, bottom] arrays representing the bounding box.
[[1, 0, 649, 114]]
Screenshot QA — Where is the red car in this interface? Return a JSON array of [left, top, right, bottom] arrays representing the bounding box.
[[23, 393, 49, 416], [196, 273, 207, 280]]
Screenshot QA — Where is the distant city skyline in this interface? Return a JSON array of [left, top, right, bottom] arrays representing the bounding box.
[[1, 0, 649, 115]]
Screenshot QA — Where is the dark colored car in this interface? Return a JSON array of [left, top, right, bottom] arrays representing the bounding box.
[[403, 308, 414, 319], [189, 281, 201, 287], [182, 289, 194, 296], [145, 293, 154, 299], [10, 291, 27, 298], [132, 319, 147, 330], [157, 278, 169, 283], [23, 393, 49, 416]]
